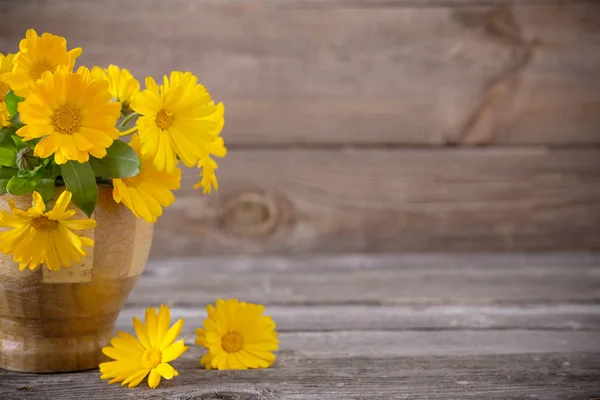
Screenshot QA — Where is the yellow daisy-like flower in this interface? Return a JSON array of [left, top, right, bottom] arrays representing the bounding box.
[[0, 191, 96, 271], [0, 29, 82, 97], [100, 305, 188, 389], [195, 298, 279, 370], [112, 134, 181, 223], [92, 65, 140, 113], [16, 66, 121, 164], [0, 53, 17, 127], [131, 71, 219, 173], [194, 102, 226, 194]]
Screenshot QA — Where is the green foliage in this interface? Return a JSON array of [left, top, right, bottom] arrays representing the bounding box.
[[0, 167, 18, 196], [60, 161, 98, 217], [35, 178, 57, 204], [0, 94, 142, 218], [89, 140, 141, 179], [6, 175, 38, 196], [4, 91, 24, 118]]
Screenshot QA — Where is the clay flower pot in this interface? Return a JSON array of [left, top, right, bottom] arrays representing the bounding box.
[[0, 188, 153, 373]]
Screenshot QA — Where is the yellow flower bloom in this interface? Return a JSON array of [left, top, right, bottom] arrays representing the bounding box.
[[100, 305, 188, 389], [0, 29, 82, 97], [91, 65, 140, 113], [112, 134, 181, 223], [131, 71, 219, 173], [16, 66, 121, 164], [0, 191, 96, 271], [0, 53, 17, 127], [195, 298, 278, 370], [194, 102, 226, 194]]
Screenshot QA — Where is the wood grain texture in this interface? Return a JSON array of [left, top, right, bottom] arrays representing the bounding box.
[[120, 304, 600, 331], [0, 1, 598, 145], [150, 148, 600, 256], [1, 253, 600, 398], [1, 352, 599, 399], [131, 254, 600, 306]]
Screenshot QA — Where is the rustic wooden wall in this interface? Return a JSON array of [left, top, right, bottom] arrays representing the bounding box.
[[1, 0, 599, 256]]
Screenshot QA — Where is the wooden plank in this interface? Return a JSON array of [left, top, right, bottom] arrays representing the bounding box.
[[130, 254, 600, 305], [1, 1, 599, 145], [149, 148, 600, 256], [119, 304, 600, 331], [1, 352, 599, 399]]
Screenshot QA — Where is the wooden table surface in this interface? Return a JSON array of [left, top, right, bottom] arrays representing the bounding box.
[[1, 253, 599, 399]]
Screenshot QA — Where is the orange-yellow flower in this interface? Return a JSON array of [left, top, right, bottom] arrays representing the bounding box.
[[92, 65, 140, 113], [112, 134, 181, 223], [16, 66, 121, 164], [0, 53, 17, 126], [131, 71, 219, 173], [100, 305, 188, 389], [0, 191, 96, 271], [194, 102, 226, 194], [196, 298, 278, 370], [0, 29, 82, 97]]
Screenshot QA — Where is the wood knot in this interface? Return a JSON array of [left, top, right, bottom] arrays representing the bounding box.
[[188, 390, 275, 400], [219, 190, 290, 239]]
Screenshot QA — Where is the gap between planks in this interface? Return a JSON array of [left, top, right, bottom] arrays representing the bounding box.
[[119, 304, 600, 332]]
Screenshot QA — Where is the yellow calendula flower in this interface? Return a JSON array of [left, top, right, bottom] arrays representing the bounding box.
[[100, 305, 188, 389], [194, 102, 226, 194], [131, 71, 219, 173], [0, 191, 96, 272], [0, 53, 17, 127], [113, 134, 181, 223], [92, 65, 140, 113], [195, 298, 278, 370], [16, 66, 121, 164], [0, 29, 82, 97]]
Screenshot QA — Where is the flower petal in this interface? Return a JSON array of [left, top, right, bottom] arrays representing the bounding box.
[[160, 318, 184, 350], [161, 339, 188, 363], [156, 362, 176, 379], [133, 317, 152, 350], [147, 368, 161, 389]]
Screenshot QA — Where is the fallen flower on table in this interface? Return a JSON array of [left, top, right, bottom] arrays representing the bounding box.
[[99, 305, 188, 389], [195, 298, 279, 370]]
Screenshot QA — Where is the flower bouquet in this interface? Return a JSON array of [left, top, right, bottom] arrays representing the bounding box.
[[0, 29, 226, 373]]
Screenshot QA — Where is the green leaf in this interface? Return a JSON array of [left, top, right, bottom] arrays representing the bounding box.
[[0, 126, 16, 145], [35, 178, 56, 203], [0, 147, 17, 168], [89, 140, 141, 179], [6, 175, 39, 196], [60, 161, 98, 217], [0, 167, 17, 196], [5, 91, 24, 118], [0, 180, 9, 196], [0, 167, 17, 179]]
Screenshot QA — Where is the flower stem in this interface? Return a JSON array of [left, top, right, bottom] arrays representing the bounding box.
[[119, 126, 138, 137], [119, 112, 140, 129]]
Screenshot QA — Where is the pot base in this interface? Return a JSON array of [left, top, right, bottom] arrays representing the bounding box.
[[0, 326, 112, 373]]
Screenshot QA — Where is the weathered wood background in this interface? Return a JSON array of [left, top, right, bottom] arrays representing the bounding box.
[[1, 253, 600, 399], [1, 0, 599, 257]]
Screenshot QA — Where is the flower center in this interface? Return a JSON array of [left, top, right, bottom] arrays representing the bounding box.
[[155, 109, 173, 130], [51, 105, 81, 135], [0, 82, 9, 102], [31, 216, 58, 231], [29, 60, 55, 80], [222, 332, 244, 353], [141, 349, 162, 369], [122, 172, 144, 188]]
